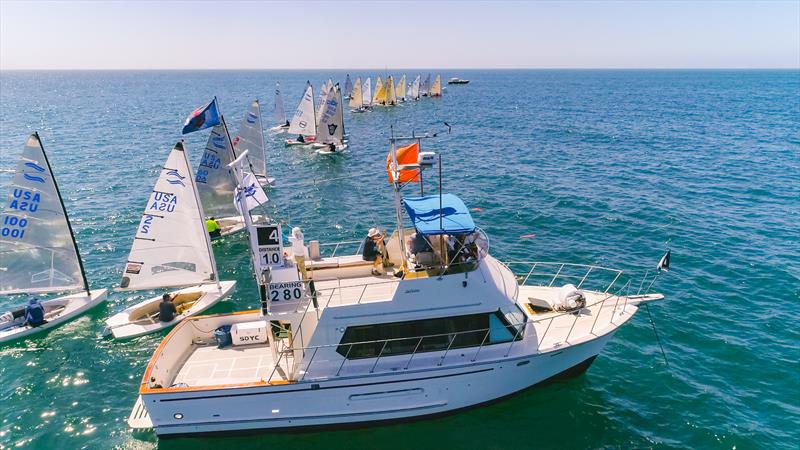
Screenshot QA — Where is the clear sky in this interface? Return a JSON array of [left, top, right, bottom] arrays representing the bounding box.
[[1, 0, 798, 70]]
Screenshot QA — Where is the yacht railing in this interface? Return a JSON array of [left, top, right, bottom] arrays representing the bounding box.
[[318, 240, 363, 257], [266, 278, 636, 383], [502, 261, 624, 294]]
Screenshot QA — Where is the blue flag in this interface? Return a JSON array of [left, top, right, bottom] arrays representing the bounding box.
[[182, 98, 221, 134]]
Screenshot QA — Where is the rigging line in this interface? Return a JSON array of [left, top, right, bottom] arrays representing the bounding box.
[[645, 303, 670, 368]]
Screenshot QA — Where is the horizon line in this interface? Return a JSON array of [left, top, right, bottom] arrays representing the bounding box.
[[2, 67, 799, 72]]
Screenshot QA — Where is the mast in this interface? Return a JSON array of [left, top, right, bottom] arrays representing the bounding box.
[[36, 132, 91, 296], [388, 128, 408, 272], [221, 118, 263, 301], [180, 140, 221, 290]]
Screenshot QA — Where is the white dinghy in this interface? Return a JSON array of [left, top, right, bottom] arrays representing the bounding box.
[[285, 81, 318, 146], [312, 84, 348, 154], [104, 142, 236, 339], [233, 100, 275, 186], [0, 133, 107, 344], [195, 120, 265, 239], [348, 76, 365, 113], [268, 82, 290, 133], [409, 74, 421, 101]]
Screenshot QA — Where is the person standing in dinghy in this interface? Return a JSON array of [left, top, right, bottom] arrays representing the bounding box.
[[205, 217, 221, 238]]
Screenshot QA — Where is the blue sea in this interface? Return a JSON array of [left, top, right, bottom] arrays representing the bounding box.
[[0, 70, 798, 449]]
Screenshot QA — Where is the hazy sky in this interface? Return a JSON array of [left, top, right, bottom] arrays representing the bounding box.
[[1, 1, 798, 70]]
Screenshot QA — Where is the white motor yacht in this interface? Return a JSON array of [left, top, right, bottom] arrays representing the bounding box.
[[128, 136, 668, 436]]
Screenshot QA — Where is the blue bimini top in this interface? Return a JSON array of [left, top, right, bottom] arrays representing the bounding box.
[[402, 194, 476, 236]]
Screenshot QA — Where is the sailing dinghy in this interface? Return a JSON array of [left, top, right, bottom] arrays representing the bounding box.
[[343, 74, 353, 100], [196, 120, 265, 238], [386, 75, 398, 106], [268, 82, 290, 133], [103, 142, 235, 339], [430, 74, 443, 97], [233, 100, 275, 186], [0, 133, 107, 344], [349, 77, 365, 112], [285, 81, 317, 146], [420, 73, 431, 97], [372, 76, 385, 106], [409, 75, 421, 101], [312, 84, 348, 154], [395, 74, 406, 102]]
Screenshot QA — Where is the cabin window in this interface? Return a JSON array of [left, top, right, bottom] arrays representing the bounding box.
[[336, 311, 522, 359]]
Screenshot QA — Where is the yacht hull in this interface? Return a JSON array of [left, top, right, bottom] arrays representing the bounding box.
[[142, 330, 615, 436]]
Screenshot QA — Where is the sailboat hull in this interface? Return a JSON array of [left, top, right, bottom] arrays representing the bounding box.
[[104, 281, 236, 339], [140, 329, 614, 436], [0, 289, 108, 344], [211, 214, 266, 240]]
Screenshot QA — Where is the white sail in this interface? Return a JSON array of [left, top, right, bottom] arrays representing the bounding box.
[[362, 77, 372, 107], [396, 74, 406, 101], [316, 79, 333, 122], [344, 74, 353, 98], [195, 123, 239, 219], [316, 84, 344, 145], [421, 74, 431, 96], [233, 100, 267, 178], [0, 134, 85, 294], [121, 142, 216, 291], [410, 75, 421, 100], [272, 82, 286, 125], [349, 77, 362, 109], [288, 82, 317, 136]]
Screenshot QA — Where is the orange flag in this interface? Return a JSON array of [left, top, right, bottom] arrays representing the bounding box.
[[386, 142, 420, 183]]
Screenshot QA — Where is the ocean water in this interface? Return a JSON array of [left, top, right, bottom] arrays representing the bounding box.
[[0, 69, 798, 449]]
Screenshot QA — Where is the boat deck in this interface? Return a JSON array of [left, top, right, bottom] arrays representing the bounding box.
[[171, 343, 290, 387], [314, 273, 401, 308], [518, 285, 633, 351]]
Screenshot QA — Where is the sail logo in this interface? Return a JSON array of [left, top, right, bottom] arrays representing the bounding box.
[[23, 174, 45, 184], [8, 189, 40, 212], [166, 169, 186, 187], [327, 124, 338, 135], [149, 192, 178, 213], [211, 135, 226, 150], [247, 112, 257, 124], [24, 162, 45, 173], [299, 121, 308, 128]]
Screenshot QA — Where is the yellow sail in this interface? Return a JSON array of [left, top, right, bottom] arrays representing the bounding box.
[[395, 74, 406, 100], [430, 74, 442, 97], [386, 76, 397, 106], [373, 76, 384, 104], [349, 77, 362, 109]]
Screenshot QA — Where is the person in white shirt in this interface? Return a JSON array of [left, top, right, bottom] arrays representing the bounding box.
[[288, 227, 308, 280]]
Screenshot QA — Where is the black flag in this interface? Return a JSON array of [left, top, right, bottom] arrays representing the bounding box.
[[657, 250, 671, 272]]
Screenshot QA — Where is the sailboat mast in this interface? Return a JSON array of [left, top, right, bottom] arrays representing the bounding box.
[[36, 132, 91, 296], [389, 131, 408, 272], [180, 140, 221, 290]]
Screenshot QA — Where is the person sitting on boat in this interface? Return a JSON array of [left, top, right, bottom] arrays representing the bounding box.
[[328, 143, 336, 153], [288, 227, 308, 281], [362, 228, 384, 275], [159, 293, 177, 323], [284, 120, 290, 128], [24, 296, 46, 327], [205, 216, 221, 238], [297, 134, 305, 143]]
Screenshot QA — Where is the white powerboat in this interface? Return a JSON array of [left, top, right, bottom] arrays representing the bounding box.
[[129, 135, 668, 436]]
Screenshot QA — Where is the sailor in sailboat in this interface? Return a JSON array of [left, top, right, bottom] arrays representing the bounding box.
[[24, 296, 46, 327], [205, 216, 221, 238]]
